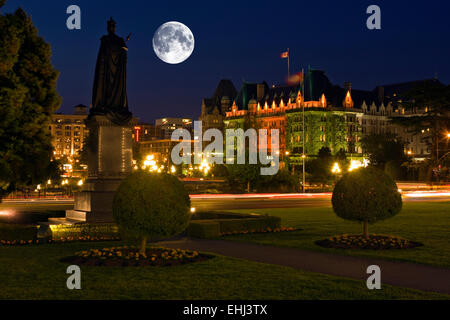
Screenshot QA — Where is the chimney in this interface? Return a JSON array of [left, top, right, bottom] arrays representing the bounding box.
[[257, 83, 265, 101], [377, 86, 385, 104], [344, 82, 352, 92], [74, 104, 87, 115]]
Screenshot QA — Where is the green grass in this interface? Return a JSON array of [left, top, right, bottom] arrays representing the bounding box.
[[0, 241, 448, 300], [225, 201, 450, 268]]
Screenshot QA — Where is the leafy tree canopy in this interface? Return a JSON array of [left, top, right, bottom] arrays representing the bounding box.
[[361, 133, 406, 168], [113, 171, 191, 254], [0, 3, 61, 199], [332, 166, 402, 238]]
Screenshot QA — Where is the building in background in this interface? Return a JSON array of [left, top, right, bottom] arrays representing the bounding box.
[[132, 123, 160, 142], [155, 117, 193, 139], [214, 70, 437, 166], [50, 104, 89, 161], [199, 79, 237, 136]]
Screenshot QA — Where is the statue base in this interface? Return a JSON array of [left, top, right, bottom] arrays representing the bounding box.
[[64, 114, 135, 223]]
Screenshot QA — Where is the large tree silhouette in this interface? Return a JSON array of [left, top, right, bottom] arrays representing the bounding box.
[[0, 2, 61, 200]]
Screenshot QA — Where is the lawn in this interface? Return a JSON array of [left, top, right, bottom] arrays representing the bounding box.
[[0, 241, 448, 300], [226, 201, 450, 268]]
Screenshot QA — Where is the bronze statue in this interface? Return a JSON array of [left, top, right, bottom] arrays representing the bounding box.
[[91, 17, 132, 124]]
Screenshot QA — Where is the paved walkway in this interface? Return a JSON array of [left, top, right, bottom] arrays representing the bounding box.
[[156, 238, 450, 295]]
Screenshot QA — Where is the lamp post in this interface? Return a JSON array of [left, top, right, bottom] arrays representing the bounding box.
[[301, 69, 306, 193], [331, 162, 342, 183], [434, 131, 450, 183]]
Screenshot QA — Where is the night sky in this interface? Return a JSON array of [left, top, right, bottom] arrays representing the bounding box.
[[2, 0, 450, 123]]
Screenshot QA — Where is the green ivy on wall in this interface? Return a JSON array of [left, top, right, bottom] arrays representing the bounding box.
[[286, 109, 351, 158]]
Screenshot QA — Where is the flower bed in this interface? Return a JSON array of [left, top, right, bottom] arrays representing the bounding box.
[[0, 235, 121, 246], [315, 234, 423, 250], [61, 246, 211, 267], [220, 226, 297, 236]]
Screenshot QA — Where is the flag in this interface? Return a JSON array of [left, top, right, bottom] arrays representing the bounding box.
[[280, 51, 289, 58], [286, 71, 304, 85]]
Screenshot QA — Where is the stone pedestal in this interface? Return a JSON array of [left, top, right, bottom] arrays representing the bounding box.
[[66, 115, 135, 223]]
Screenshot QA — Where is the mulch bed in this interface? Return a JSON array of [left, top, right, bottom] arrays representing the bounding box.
[[315, 234, 423, 250], [60, 246, 212, 267]]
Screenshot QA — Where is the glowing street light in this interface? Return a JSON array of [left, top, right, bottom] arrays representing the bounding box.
[[77, 179, 83, 186], [348, 160, 363, 172], [331, 162, 341, 174], [199, 159, 210, 175]]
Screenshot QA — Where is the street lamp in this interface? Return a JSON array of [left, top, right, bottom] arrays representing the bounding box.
[[331, 162, 341, 174], [348, 160, 363, 172], [331, 162, 341, 184]]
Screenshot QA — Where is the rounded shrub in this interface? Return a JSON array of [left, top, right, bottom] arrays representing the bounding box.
[[331, 166, 402, 238], [113, 171, 191, 253]]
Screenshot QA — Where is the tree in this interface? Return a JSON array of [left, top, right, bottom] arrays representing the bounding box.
[[113, 171, 191, 254], [226, 160, 261, 193], [307, 147, 333, 187], [225, 111, 262, 192], [0, 3, 61, 200], [331, 167, 402, 238], [255, 168, 298, 192], [361, 133, 406, 168]]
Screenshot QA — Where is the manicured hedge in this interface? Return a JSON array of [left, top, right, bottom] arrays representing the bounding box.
[[218, 216, 280, 234], [0, 223, 38, 241], [187, 221, 221, 239], [40, 223, 119, 240], [187, 212, 281, 239], [192, 211, 258, 220]]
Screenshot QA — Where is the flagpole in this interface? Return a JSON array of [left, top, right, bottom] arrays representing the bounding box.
[[287, 48, 290, 79], [302, 68, 305, 193]]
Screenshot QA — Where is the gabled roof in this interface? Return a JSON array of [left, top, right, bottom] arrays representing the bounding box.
[[203, 79, 237, 115]]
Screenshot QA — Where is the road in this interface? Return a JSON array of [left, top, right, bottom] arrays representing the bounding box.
[[1, 191, 449, 213]]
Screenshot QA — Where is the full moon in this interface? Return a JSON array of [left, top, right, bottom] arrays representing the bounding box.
[[152, 21, 194, 64]]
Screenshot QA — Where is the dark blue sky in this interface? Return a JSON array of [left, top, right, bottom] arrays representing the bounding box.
[[3, 0, 450, 123]]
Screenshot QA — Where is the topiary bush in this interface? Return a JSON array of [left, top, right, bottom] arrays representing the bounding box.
[[113, 171, 191, 254], [331, 166, 402, 238]]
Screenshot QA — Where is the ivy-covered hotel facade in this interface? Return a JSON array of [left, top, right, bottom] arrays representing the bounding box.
[[199, 69, 436, 168]]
